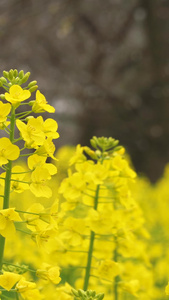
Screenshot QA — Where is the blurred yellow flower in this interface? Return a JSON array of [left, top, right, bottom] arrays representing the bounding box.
[[30, 166, 52, 198], [0, 271, 21, 291], [0, 208, 22, 238], [36, 263, 61, 284]]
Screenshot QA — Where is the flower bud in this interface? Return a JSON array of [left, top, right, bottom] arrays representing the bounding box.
[[84, 146, 97, 160], [96, 293, 104, 300], [19, 70, 24, 79], [25, 116, 34, 122], [0, 77, 7, 84], [78, 289, 86, 297], [28, 100, 35, 106], [95, 150, 101, 157], [28, 80, 37, 88], [29, 85, 38, 93], [72, 288, 79, 297], [13, 69, 18, 77], [3, 71, 9, 78], [0, 94, 5, 100], [20, 72, 30, 84], [8, 69, 14, 80], [90, 137, 97, 149]]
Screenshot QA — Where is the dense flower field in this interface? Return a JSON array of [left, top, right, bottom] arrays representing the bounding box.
[[0, 69, 169, 300]]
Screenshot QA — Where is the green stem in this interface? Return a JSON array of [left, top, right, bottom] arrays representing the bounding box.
[[83, 185, 100, 291], [0, 106, 15, 270], [114, 238, 119, 300], [3, 261, 36, 273]]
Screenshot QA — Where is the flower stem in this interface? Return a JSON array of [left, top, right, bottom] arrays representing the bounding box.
[[114, 238, 120, 300], [83, 185, 100, 291], [0, 106, 15, 270]]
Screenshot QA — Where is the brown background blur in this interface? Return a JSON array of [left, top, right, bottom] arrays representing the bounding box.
[[0, 0, 169, 182]]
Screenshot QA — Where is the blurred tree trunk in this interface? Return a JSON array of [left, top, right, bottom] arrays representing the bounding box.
[[138, 0, 169, 180]]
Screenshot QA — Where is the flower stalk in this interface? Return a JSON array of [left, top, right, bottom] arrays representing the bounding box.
[[83, 185, 100, 290], [0, 107, 15, 270]]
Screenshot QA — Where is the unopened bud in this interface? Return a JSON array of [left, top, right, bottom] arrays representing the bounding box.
[[72, 289, 79, 297], [78, 289, 86, 297], [13, 69, 18, 77], [20, 72, 30, 84], [0, 94, 6, 100], [19, 70, 24, 79], [96, 293, 104, 300], [25, 116, 34, 122], [84, 146, 97, 160], [0, 77, 7, 84], [28, 80, 37, 88], [95, 150, 101, 157], [3, 71, 9, 78], [8, 69, 14, 80], [28, 100, 35, 106], [29, 85, 38, 93], [90, 138, 97, 149]]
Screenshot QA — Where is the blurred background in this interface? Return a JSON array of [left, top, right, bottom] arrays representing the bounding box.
[[0, 0, 169, 182]]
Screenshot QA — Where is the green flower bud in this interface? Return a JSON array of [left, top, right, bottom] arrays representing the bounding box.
[[78, 290, 86, 297], [14, 77, 20, 84], [13, 69, 18, 77], [95, 150, 101, 157], [25, 116, 34, 122], [90, 137, 98, 149], [72, 289, 79, 297], [96, 293, 104, 300], [3, 71, 9, 79], [112, 140, 119, 147], [84, 146, 98, 160], [28, 80, 37, 88], [29, 85, 38, 93], [19, 70, 24, 79], [20, 72, 30, 84], [9, 69, 14, 80], [0, 77, 7, 84], [28, 100, 35, 106], [114, 146, 123, 152], [0, 94, 6, 100]]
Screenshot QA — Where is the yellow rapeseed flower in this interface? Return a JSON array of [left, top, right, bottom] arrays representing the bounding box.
[[97, 259, 121, 281], [27, 154, 57, 175], [30, 166, 52, 198], [5, 85, 31, 107], [32, 90, 55, 113], [16, 277, 43, 299], [35, 138, 56, 160], [16, 118, 45, 149], [0, 208, 22, 238], [0, 101, 11, 122], [16, 277, 36, 293], [36, 263, 61, 284], [166, 282, 169, 295], [0, 137, 20, 166], [0, 271, 21, 291]]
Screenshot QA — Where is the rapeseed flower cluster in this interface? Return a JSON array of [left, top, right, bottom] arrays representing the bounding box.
[[56, 137, 155, 299], [0, 69, 60, 299]]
